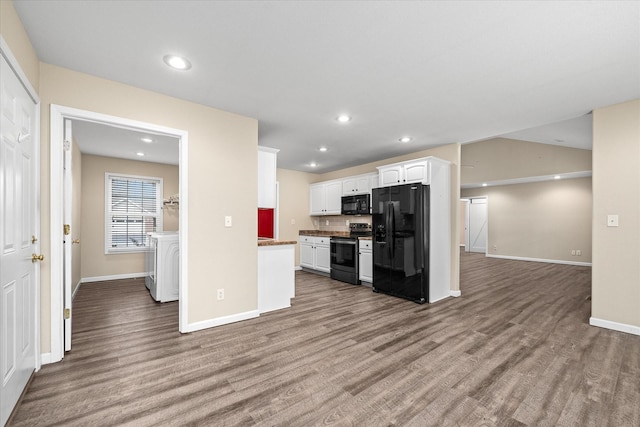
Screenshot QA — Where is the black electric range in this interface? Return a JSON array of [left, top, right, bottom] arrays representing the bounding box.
[[330, 223, 372, 285]]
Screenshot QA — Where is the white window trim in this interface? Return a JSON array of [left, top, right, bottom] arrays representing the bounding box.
[[104, 172, 163, 254]]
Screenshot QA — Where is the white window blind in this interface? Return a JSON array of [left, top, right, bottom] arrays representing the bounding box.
[[105, 173, 163, 253]]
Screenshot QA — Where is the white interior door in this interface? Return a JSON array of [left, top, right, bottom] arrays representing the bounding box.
[[468, 198, 488, 253], [0, 53, 39, 426], [63, 119, 72, 352]]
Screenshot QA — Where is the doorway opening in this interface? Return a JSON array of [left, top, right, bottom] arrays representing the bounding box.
[[49, 105, 189, 363]]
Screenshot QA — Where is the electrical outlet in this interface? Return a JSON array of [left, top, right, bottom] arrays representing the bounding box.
[[576, 250, 581, 256], [224, 216, 232, 227], [325, 219, 329, 226], [217, 289, 224, 300], [571, 250, 576, 256], [346, 220, 350, 226], [291, 218, 296, 225]]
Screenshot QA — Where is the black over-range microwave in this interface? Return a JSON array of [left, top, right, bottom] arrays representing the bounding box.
[[341, 194, 370, 215]]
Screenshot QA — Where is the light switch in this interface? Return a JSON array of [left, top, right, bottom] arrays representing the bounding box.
[[225, 216, 232, 227], [607, 215, 619, 227]]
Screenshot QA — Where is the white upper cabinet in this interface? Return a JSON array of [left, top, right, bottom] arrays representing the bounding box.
[[310, 180, 342, 215], [378, 165, 403, 186], [403, 160, 430, 183], [342, 173, 376, 195], [378, 158, 431, 186], [258, 147, 279, 208]]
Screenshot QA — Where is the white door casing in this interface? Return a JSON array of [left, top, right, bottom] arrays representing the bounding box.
[[63, 119, 72, 352], [461, 199, 470, 251], [468, 198, 488, 254], [0, 43, 40, 426], [49, 105, 189, 362]]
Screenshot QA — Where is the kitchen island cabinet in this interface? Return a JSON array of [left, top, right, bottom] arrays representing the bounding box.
[[258, 240, 296, 313]]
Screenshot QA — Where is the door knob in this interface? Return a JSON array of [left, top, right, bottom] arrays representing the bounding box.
[[72, 239, 80, 244], [31, 253, 44, 263]]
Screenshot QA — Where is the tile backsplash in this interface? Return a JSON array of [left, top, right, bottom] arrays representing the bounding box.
[[314, 215, 372, 232]]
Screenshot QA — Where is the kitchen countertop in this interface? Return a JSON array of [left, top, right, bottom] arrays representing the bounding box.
[[257, 239, 298, 247]]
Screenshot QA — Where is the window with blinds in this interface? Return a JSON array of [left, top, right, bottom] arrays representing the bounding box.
[[105, 173, 163, 253]]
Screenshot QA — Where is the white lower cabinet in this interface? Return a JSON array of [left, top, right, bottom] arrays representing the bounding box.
[[358, 239, 373, 283], [299, 235, 331, 273]]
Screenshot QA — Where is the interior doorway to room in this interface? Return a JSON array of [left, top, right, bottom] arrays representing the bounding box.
[[50, 105, 188, 363], [463, 197, 488, 254]]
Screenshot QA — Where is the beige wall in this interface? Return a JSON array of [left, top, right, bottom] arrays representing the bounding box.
[[461, 138, 592, 185], [275, 168, 316, 266], [37, 63, 258, 352], [71, 140, 82, 294], [592, 99, 640, 330], [80, 154, 179, 279], [0, 0, 39, 91], [462, 178, 592, 263]]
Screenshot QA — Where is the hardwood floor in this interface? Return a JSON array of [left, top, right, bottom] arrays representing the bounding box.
[[11, 252, 640, 426]]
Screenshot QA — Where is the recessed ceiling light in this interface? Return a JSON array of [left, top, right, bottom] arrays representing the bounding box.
[[482, 183, 488, 187], [399, 136, 412, 143], [337, 115, 351, 123], [141, 137, 153, 143], [309, 162, 318, 168], [318, 146, 328, 152], [136, 152, 145, 157], [163, 55, 192, 70]]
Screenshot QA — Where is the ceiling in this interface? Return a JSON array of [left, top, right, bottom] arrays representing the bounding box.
[[72, 120, 179, 165], [14, 1, 640, 172]]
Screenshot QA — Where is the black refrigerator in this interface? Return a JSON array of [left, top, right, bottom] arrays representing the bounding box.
[[372, 183, 429, 304]]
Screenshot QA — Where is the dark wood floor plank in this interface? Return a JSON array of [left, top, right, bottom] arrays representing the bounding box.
[[10, 251, 640, 426]]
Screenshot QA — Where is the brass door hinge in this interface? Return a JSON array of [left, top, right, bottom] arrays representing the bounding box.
[[64, 224, 70, 235], [64, 308, 70, 319]]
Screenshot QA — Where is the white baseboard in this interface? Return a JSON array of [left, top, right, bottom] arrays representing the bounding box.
[[486, 254, 592, 267], [590, 317, 640, 336], [72, 280, 82, 300], [450, 290, 462, 297], [182, 310, 260, 333], [81, 272, 148, 283], [294, 266, 302, 271]]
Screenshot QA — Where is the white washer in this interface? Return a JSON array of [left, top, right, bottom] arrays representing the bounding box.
[[147, 232, 179, 302]]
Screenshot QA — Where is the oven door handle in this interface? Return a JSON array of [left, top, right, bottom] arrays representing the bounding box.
[[332, 239, 357, 245]]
